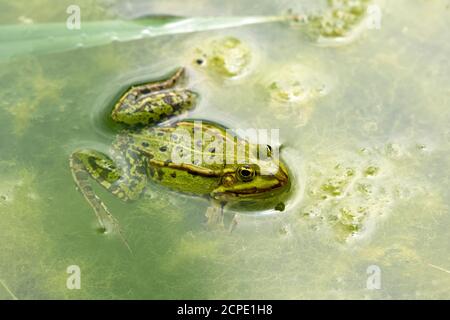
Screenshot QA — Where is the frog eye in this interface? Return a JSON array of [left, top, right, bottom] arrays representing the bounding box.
[[237, 165, 256, 182]]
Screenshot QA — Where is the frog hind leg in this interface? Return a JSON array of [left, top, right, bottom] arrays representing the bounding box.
[[134, 67, 185, 94], [111, 68, 198, 126], [70, 149, 144, 252]]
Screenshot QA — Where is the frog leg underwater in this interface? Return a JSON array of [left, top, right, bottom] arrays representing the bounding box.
[[69, 148, 147, 233]]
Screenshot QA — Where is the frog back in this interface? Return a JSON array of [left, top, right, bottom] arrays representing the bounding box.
[[127, 121, 231, 195]]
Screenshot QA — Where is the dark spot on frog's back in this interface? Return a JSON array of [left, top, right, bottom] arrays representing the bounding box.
[[159, 146, 168, 152], [170, 172, 176, 178]]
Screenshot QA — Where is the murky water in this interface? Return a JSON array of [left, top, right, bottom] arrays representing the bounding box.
[[0, 0, 449, 299]]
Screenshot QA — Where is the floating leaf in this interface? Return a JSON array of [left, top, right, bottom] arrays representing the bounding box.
[[0, 15, 289, 60]]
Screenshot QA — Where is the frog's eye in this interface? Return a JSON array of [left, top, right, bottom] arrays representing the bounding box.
[[237, 165, 256, 182]]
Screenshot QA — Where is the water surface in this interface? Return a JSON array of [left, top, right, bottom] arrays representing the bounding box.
[[0, 0, 449, 299]]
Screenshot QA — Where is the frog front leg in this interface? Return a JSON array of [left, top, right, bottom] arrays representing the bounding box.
[[205, 201, 227, 230], [70, 149, 147, 250], [229, 213, 240, 234], [205, 202, 241, 234], [111, 67, 198, 126]]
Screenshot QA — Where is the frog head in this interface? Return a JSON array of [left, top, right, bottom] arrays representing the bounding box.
[[211, 156, 290, 202]]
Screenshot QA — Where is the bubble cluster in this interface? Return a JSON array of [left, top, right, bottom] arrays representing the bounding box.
[[193, 37, 252, 78], [305, 0, 372, 39], [264, 64, 330, 126], [299, 141, 429, 242]]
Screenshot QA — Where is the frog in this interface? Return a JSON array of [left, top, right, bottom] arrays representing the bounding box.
[[69, 67, 290, 245]]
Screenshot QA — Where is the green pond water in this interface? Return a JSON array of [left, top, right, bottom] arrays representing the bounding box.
[[0, 0, 449, 299]]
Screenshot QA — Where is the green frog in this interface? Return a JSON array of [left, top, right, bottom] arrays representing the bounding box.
[[70, 68, 290, 243]]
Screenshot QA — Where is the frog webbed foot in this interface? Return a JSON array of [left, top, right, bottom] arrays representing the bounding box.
[[205, 201, 240, 234], [205, 201, 225, 230]]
